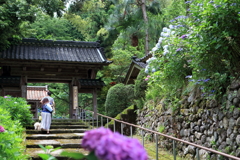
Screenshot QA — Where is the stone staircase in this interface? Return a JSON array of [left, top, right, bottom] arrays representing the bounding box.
[[25, 119, 92, 160]]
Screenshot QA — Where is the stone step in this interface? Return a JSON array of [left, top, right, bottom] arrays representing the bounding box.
[[26, 148, 89, 160], [51, 119, 96, 122], [27, 118, 91, 160], [27, 124, 89, 129], [26, 139, 83, 148], [51, 122, 86, 125], [26, 128, 88, 134], [26, 133, 85, 140]]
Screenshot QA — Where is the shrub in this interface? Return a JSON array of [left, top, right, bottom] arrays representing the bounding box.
[[0, 107, 28, 160], [105, 83, 134, 117], [0, 96, 33, 126]]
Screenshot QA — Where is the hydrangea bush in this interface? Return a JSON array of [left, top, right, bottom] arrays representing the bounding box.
[[0, 95, 33, 126], [0, 107, 28, 159], [145, 0, 240, 100]]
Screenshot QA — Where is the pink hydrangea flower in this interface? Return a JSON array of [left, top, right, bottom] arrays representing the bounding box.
[[0, 126, 5, 132]]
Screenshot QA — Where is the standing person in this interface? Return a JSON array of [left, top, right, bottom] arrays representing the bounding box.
[[40, 98, 53, 134], [41, 91, 55, 115]]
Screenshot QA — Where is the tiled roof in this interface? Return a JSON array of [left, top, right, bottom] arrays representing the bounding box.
[[132, 60, 147, 68], [0, 76, 21, 85], [131, 55, 151, 69], [123, 54, 151, 84], [79, 79, 105, 87], [27, 86, 48, 101], [138, 53, 152, 62], [0, 38, 111, 64]]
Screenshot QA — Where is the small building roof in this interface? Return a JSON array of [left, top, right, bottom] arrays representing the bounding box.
[[0, 38, 111, 64], [124, 54, 152, 84], [27, 86, 48, 101]]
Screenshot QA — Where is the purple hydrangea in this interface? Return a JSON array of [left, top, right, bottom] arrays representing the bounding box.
[[82, 127, 148, 160], [0, 126, 5, 132], [180, 35, 187, 39], [204, 78, 210, 82], [176, 48, 183, 52], [95, 132, 148, 160], [81, 127, 113, 151]]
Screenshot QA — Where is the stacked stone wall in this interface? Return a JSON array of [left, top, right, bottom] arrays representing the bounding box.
[[137, 81, 240, 159]]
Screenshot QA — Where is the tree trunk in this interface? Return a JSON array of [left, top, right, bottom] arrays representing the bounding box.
[[131, 35, 139, 47], [141, 0, 149, 55]]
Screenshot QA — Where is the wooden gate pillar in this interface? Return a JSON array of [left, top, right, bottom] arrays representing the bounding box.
[[69, 83, 73, 118], [21, 76, 27, 98], [92, 88, 97, 119], [70, 77, 79, 119]]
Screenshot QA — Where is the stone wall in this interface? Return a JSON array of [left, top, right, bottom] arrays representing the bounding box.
[[137, 81, 240, 159]]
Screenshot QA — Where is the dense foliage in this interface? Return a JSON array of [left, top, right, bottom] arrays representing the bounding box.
[[134, 70, 148, 109], [105, 83, 134, 117], [0, 96, 31, 159], [2, 0, 238, 119], [146, 0, 240, 103], [25, 14, 84, 40], [0, 96, 33, 126], [0, 0, 67, 50]]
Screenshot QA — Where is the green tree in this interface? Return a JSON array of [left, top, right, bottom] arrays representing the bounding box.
[[105, 0, 163, 55], [65, 0, 111, 42], [25, 13, 84, 40], [0, 0, 37, 50], [0, 0, 67, 50]]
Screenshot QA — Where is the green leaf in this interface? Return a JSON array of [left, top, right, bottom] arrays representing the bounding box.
[[86, 151, 98, 160], [45, 145, 54, 149], [50, 147, 61, 153], [215, 44, 221, 49], [39, 144, 47, 152], [60, 151, 86, 159], [38, 153, 51, 159]]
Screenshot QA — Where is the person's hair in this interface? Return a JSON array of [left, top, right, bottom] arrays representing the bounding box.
[[47, 92, 52, 96], [42, 98, 49, 104]]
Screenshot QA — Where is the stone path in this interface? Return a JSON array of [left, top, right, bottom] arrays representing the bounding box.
[[25, 119, 91, 160]]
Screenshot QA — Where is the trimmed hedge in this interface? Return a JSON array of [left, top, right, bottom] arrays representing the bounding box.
[[105, 83, 134, 117]]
